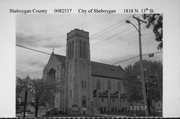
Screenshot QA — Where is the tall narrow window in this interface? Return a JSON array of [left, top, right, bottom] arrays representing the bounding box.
[[69, 42, 72, 58], [72, 41, 74, 58], [102, 98, 104, 102], [79, 40, 82, 58], [68, 42, 70, 58], [56, 96, 58, 104], [82, 80, 86, 89], [85, 41, 87, 58], [85, 80, 86, 88], [70, 89, 72, 97], [97, 79, 101, 89], [108, 80, 111, 90], [84, 80, 85, 88], [83, 41, 86, 58], [118, 81, 121, 91]]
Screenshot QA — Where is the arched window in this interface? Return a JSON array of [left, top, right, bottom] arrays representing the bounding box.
[[108, 80, 111, 90], [79, 40, 86, 58], [82, 95, 87, 107], [82, 80, 86, 89], [85, 80, 86, 88], [56, 96, 58, 104], [97, 79, 101, 89]]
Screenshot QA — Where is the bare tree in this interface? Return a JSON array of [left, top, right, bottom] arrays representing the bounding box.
[[30, 78, 60, 117]]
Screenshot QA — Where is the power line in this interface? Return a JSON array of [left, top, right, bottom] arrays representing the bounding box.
[[114, 25, 147, 39], [16, 44, 51, 55], [91, 27, 135, 46], [92, 23, 141, 46], [91, 23, 127, 40], [90, 15, 142, 40], [17, 30, 151, 58], [92, 25, 148, 47], [16, 30, 152, 57], [111, 25, 148, 40], [16, 44, 162, 68], [113, 51, 163, 64], [92, 22, 137, 41], [90, 15, 133, 38]]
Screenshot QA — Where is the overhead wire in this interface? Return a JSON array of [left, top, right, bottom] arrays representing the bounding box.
[[113, 51, 163, 65], [17, 14, 158, 67], [91, 17, 148, 47], [90, 15, 133, 39], [16, 44, 162, 66], [90, 15, 142, 40], [16, 44, 51, 55], [92, 24, 148, 48]]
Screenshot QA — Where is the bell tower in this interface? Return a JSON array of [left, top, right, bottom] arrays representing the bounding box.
[[66, 29, 90, 60], [65, 29, 92, 113]]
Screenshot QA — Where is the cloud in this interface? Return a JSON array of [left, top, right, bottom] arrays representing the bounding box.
[[16, 14, 162, 79], [16, 57, 46, 79], [16, 33, 39, 47], [16, 33, 64, 48], [16, 70, 43, 79], [40, 38, 65, 48], [29, 61, 45, 67], [42, 43, 62, 48]]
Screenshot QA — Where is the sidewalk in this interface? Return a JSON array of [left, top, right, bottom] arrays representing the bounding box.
[[95, 114, 127, 118]]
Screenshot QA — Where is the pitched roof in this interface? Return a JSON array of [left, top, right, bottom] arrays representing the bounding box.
[[54, 54, 66, 63], [53, 54, 124, 79], [91, 61, 124, 80]]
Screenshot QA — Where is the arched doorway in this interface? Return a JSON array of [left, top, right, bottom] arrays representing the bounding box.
[[82, 96, 87, 108]]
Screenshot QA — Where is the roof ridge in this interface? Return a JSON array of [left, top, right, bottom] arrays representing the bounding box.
[[53, 53, 65, 57], [92, 61, 123, 70], [53, 54, 123, 70], [53, 54, 124, 79]]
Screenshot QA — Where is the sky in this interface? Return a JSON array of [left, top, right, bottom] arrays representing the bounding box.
[[16, 14, 162, 79]]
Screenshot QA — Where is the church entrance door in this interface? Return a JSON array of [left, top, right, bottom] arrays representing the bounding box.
[[82, 96, 87, 108]]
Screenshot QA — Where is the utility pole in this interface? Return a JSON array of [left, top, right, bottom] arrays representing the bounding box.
[[156, 71, 162, 102], [133, 15, 149, 116], [126, 15, 149, 116]]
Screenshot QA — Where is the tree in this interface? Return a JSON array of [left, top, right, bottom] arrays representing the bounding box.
[[16, 76, 31, 110], [124, 60, 162, 115], [29, 78, 60, 117], [16, 76, 60, 117], [143, 14, 163, 50], [124, 65, 143, 103]]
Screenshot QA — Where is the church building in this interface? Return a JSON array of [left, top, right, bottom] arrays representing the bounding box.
[[43, 29, 128, 114]]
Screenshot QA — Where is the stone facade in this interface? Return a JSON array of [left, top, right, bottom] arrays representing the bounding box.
[[43, 29, 128, 114]]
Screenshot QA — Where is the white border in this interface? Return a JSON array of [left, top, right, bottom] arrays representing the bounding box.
[[0, 0, 180, 117]]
